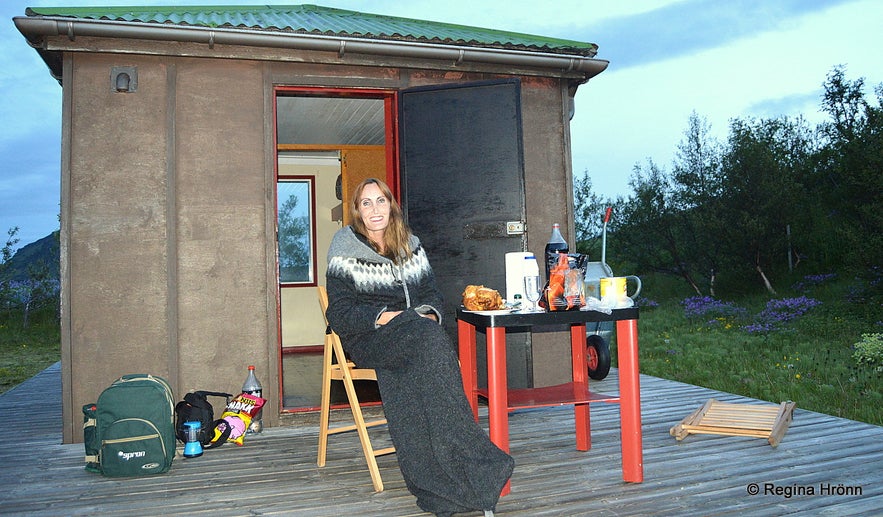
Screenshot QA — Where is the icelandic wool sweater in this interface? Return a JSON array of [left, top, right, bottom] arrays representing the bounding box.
[[324, 226, 514, 516], [325, 226, 443, 346]]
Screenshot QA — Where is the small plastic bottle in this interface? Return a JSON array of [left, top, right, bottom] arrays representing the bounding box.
[[242, 365, 263, 434]]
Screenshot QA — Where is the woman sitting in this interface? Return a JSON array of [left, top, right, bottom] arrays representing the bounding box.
[[325, 178, 514, 516]]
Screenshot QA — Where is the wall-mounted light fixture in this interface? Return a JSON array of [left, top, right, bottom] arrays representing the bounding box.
[[111, 66, 137, 93]]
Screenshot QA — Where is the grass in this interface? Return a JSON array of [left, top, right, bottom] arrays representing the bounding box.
[[1, 272, 881, 427], [624, 270, 883, 426], [0, 307, 60, 394]]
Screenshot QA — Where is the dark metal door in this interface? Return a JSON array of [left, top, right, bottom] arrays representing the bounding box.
[[399, 79, 532, 387]]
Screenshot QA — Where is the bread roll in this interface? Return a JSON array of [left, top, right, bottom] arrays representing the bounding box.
[[462, 285, 503, 311]]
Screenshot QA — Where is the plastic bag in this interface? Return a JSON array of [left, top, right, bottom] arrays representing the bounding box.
[[579, 296, 613, 314], [540, 253, 588, 311]]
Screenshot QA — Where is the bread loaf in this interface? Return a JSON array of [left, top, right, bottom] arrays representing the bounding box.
[[462, 285, 503, 311]]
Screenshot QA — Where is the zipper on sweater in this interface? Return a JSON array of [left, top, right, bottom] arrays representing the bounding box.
[[395, 263, 412, 308]]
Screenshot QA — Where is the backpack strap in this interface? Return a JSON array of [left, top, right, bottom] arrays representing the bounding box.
[[195, 390, 233, 399], [205, 419, 231, 449]]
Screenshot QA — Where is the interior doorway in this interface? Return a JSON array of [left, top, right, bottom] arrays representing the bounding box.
[[275, 89, 395, 411]]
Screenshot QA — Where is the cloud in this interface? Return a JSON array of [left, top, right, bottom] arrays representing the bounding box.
[[576, 0, 859, 70], [745, 91, 824, 121]]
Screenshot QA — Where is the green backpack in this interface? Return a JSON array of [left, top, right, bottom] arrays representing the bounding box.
[[89, 374, 176, 477]]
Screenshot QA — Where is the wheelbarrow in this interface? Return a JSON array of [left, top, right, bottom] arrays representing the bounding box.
[[582, 207, 615, 380]]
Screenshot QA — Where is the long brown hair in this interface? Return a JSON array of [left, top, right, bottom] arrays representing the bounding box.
[[350, 178, 412, 261]]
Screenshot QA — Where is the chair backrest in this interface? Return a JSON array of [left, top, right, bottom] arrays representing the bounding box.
[[317, 286, 370, 374], [317, 285, 331, 326]]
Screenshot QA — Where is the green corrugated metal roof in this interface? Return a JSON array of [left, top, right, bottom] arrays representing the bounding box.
[[25, 4, 598, 56]]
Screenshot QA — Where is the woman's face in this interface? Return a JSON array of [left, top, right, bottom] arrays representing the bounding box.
[[357, 182, 390, 237]]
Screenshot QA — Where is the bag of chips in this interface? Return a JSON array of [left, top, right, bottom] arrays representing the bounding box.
[[212, 392, 266, 446], [540, 253, 587, 311]]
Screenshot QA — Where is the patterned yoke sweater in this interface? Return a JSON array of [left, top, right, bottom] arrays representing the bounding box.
[[325, 226, 514, 516]]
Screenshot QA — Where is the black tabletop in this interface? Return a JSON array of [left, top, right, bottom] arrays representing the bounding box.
[[456, 306, 639, 329]]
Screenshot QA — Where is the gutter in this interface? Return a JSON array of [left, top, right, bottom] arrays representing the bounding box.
[[14, 16, 609, 81]]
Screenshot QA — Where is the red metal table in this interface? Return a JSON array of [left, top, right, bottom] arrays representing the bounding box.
[[457, 307, 642, 496]]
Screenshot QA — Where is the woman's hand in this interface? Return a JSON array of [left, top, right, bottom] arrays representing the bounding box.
[[377, 310, 437, 326], [376, 310, 403, 326]]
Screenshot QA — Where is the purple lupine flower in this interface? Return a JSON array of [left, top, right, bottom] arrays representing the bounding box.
[[681, 296, 746, 320], [743, 297, 821, 333], [791, 273, 836, 292]]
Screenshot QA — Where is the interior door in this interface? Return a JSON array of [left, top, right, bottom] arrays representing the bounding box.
[[341, 147, 387, 225], [399, 79, 532, 387]]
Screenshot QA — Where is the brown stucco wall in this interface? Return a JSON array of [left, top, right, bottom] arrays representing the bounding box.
[[520, 76, 580, 387], [173, 58, 273, 406], [63, 53, 277, 442], [65, 53, 175, 443], [58, 40, 584, 443]]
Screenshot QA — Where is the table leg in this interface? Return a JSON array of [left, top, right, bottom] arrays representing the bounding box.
[[570, 324, 591, 451], [486, 325, 510, 496], [616, 318, 643, 483], [457, 319, 479, 420]]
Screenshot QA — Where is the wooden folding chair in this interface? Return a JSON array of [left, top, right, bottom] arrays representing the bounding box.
[[316, 286, 395, 492]]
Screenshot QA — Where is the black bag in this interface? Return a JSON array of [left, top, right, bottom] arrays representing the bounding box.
[[175, 391, 233, 448], [92, 374, 176, 477]]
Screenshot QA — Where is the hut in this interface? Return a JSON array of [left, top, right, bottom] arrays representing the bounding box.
[[14, 4, 608, 443]]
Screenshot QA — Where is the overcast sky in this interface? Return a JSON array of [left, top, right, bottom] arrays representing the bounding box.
[[2, 0, 881, 249]]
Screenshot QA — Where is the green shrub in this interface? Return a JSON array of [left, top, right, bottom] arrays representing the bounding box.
[[853, 333, 883, 373]]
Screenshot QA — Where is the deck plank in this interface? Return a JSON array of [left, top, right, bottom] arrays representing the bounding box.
[[1, 362, 880, 516]]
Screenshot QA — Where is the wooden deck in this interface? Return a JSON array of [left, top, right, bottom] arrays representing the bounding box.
[[2, 362, 881, 516]]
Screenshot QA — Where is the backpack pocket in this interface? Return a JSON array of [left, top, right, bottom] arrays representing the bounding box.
[[100, 418, 172, 477]]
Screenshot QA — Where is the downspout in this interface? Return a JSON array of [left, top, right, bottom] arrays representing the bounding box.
[[14, 16, 609, 80]]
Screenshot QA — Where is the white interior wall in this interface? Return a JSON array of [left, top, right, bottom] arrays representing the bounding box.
[[278, 152, 342, 348]]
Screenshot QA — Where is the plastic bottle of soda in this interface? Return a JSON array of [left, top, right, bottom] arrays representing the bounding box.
[[242, 365, 263, 434], [544, 223, 569, 281]]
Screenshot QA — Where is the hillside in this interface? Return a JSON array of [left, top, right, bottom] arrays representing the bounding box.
[[1, 232, 59, 282]]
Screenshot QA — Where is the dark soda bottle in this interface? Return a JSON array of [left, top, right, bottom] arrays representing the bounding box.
[[544, 223, 569, 281]]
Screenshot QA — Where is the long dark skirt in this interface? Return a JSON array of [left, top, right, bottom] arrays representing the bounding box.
[[344, 309, 514, 515]]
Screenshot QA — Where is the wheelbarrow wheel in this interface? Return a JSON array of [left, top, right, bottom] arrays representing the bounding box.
[[587, 334, 611, 380]]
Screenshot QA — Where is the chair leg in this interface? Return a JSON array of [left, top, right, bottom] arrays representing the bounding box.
[[317, 336, 334, 468], [341, 373, 385, 492], [318, 335, 391, 492], [316, 286, 391, 492]]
